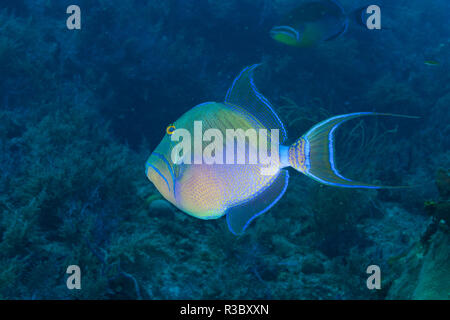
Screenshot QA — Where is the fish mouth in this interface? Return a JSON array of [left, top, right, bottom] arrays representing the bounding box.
[[146, 161, 170, 192], [146, 152, 176, 193]]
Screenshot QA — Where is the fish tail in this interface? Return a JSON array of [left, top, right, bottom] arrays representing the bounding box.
[[350, 5, 391, 30], [288, 112, 419, 189], [351, 6, 369, 28]]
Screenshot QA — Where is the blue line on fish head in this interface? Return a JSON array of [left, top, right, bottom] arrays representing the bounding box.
[[269, 25, 303, 46], [145, 150, 177, 206]]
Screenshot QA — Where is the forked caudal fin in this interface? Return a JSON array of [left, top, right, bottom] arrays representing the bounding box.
[[288, 112, 419, 189]]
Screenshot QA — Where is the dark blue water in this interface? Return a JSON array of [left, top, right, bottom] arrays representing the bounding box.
[[0, 0, 448, 300]]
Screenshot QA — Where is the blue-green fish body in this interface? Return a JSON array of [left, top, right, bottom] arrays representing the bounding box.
[[147, 101, 280, 221], [146, 65, 415, 234]]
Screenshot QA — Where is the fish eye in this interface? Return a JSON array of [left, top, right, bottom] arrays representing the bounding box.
[[166, 124, 176, 135]]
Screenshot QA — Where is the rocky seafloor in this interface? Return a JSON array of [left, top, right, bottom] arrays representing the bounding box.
[[0, 0, 448, 299]]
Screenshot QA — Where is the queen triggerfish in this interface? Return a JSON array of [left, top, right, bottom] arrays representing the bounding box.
[[270, 0, 369, 47], [146, 64, 416, 235]]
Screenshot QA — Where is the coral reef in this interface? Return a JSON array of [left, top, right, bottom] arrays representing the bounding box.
[[387, 169, 449, 300], [0, 0, 448, 300]]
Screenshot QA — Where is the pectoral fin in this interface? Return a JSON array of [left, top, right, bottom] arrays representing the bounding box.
[[226, 170, 289, 235]]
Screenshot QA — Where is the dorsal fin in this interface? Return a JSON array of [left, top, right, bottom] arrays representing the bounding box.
[[226, 170, 289, 235], [225, 64, 288, 143]]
